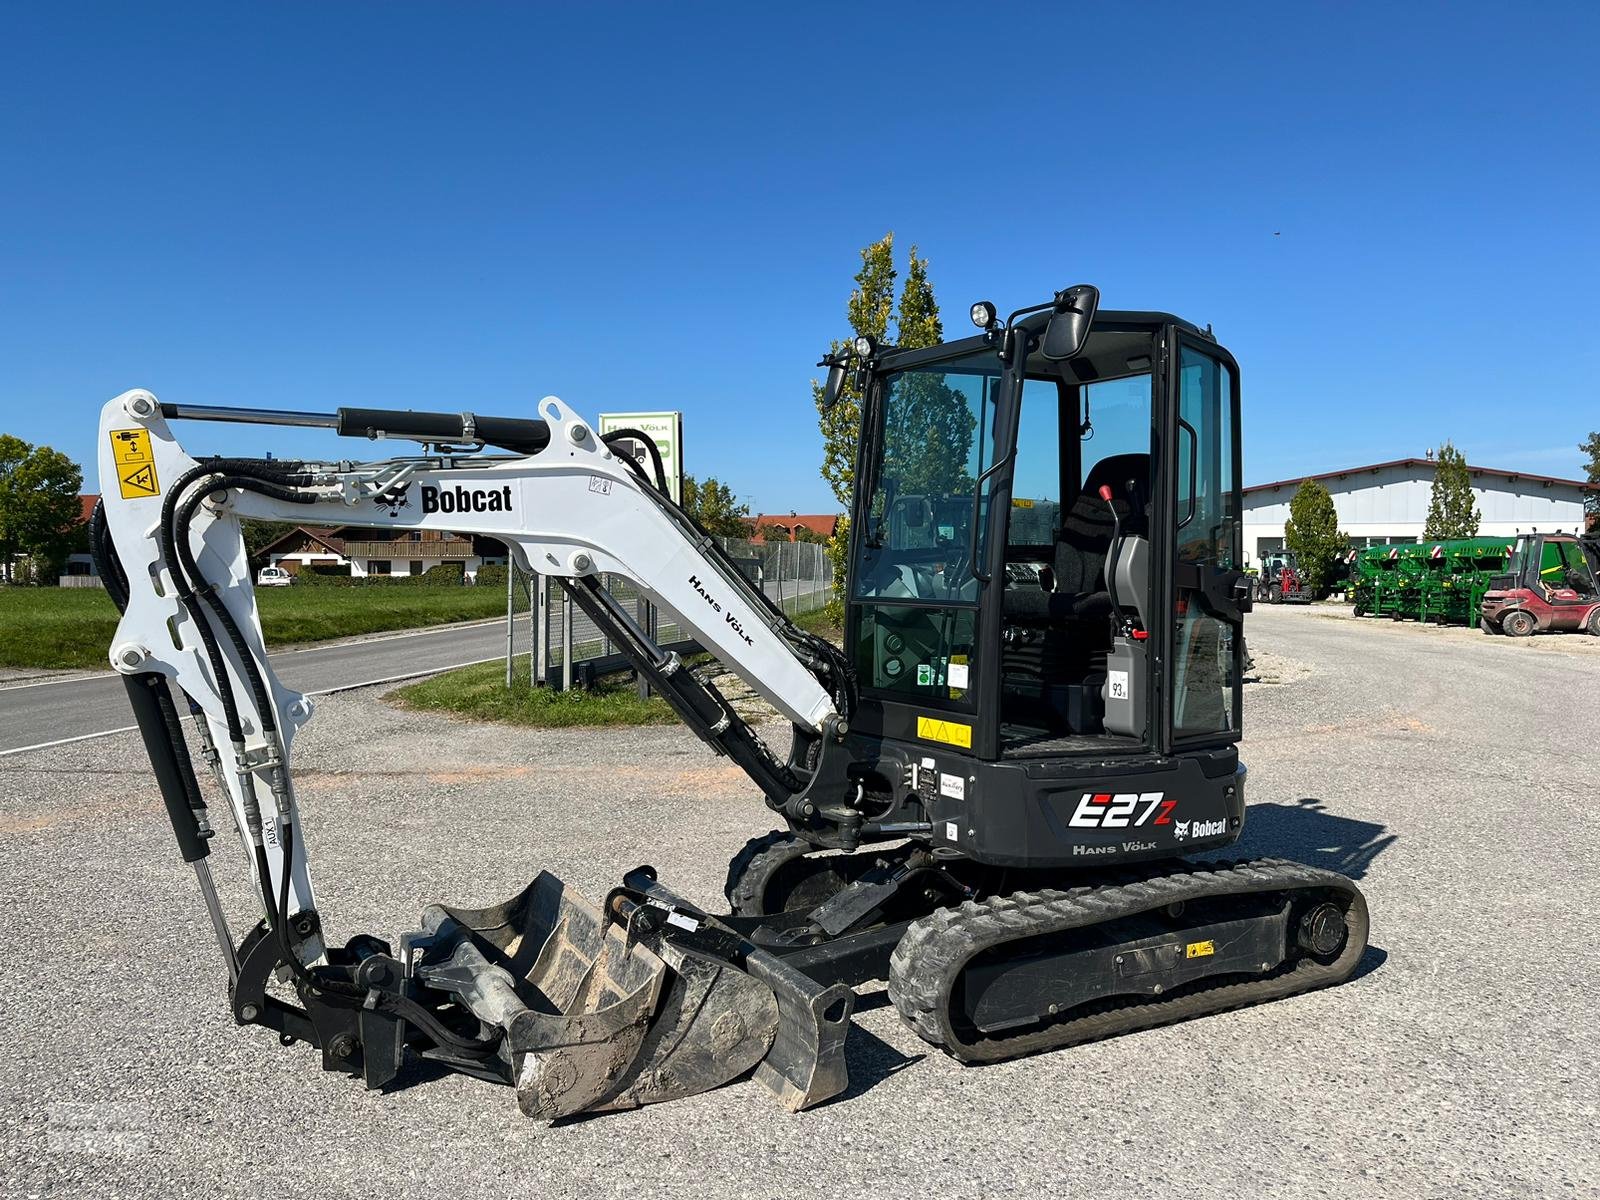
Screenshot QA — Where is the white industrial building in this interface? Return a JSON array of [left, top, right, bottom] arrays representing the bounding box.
[[1242, 458, 1596, 563]]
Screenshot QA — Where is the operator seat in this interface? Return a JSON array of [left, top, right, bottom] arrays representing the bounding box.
[[1005, 452, 1151, 623]]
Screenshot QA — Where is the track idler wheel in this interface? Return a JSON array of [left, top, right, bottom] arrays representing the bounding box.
[[1296, 901, 1349, 957]]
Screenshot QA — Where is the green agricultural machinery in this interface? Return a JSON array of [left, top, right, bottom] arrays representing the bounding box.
[[1351, 538, 1513, 624]]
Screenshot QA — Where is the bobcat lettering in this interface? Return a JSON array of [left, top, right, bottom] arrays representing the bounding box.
[[420, 484, 513, 515]]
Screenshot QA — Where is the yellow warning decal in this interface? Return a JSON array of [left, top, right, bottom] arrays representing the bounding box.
[[1185, 940, 1215, 959], [110, 428, 161, 499], [916, 715, 972, 749]]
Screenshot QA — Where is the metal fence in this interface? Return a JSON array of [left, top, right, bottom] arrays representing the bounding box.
[[505, 537, 833, 690]]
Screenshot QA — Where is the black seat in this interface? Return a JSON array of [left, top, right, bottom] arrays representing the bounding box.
[[1005, 452, 1150, 622]]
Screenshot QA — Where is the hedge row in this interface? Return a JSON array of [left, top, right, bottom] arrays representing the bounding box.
[[295, 562, 470, 587]]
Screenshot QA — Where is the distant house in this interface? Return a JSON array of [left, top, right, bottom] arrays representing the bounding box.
[[54, 499, 506, 586], [748, 513, 839, 544], [254, 525, 506, 581]]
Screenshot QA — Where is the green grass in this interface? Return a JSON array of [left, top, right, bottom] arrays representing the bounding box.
[[388, 660, 678, 727], [789, 603, 843, 645], [0, 584, 515, 671]]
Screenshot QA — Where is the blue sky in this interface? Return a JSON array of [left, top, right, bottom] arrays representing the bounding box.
[[2, 2, 1596, 513]]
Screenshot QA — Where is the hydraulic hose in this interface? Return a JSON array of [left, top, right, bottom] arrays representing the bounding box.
[[601, 427, 670, 496], [171, 472, 319, 733]]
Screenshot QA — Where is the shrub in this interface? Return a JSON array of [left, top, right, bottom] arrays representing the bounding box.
[[294, 561, 468, 586]]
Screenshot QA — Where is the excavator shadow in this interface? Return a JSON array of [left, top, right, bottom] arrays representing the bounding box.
[[1232, 796, 1396, 881], [1224, 796, 1393, 981]]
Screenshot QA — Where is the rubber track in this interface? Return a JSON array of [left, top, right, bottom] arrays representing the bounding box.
[[887, 858, 1369, 1063], [722, 831, 810, 915]]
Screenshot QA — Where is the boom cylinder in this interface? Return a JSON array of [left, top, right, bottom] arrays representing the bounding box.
[[157, 402, 551, 456]]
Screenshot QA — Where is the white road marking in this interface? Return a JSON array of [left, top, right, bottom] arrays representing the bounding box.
[[0, 655, 502, 758], [0, 671, 112, 692], [0, 725, 139, 756], [0, 617, 508, 691]]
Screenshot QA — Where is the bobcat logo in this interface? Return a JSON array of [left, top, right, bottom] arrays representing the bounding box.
[[373, 482, 411, 517], [1174, 820, 1191, 841]]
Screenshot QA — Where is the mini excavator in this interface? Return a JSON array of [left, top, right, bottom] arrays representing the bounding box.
[[93, 286, 1368, 1120]]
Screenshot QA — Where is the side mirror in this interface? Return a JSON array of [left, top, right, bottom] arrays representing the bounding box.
[[1039, 284, 1100, 361], [820, 361, 848, 411]]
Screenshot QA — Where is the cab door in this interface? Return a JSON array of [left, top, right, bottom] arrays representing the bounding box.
[[1161, 333, 1246, 748]]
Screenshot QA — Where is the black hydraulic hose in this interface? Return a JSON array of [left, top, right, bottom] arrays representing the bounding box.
[[171, 473, 317, 733], [160, 465, 256, 742], [586, 445, 857, 725], [601, 428, 669, 496], [89, 501, 130, 613]]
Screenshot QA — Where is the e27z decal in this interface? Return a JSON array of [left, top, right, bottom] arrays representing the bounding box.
[[1067, 791, 1176, 830]]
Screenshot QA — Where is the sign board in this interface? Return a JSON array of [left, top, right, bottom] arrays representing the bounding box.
[[598, 411, 684, 503]]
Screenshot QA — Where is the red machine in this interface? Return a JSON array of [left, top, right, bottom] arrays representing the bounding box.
[[1480, 532, 1600, 636], [1256, 550, 1311, 604]]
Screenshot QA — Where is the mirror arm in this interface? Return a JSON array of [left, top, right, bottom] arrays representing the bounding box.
[[998, 301, 1056, 364]]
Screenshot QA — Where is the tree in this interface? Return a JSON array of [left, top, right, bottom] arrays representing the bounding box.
[[682, 474, 751, 538], [1283, 478, 1348, 596], [811, 234, 945, 621], [1423, 441, 1481, 539], [814, 234, 897, 510], [1579, 431, 1600, 484], [791, 524, 829, 545], [0, 435, 83, 583], [757, 522, 792, 543]]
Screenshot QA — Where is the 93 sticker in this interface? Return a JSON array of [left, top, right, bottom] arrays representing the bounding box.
[[1067, 791, 1175, 829]]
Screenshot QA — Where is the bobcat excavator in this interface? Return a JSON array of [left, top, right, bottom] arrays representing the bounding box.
[[92, 286, 1369, 1121]]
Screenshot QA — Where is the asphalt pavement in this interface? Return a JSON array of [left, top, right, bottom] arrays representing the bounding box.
[[0, 618, 522, 756], [2, 606, 1595, 1198]]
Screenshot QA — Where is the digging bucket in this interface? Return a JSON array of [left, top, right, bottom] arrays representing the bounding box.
[[401, 869, 843, 1118]]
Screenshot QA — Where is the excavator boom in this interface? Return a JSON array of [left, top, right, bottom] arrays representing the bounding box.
[[94, 389, 858, 1117]]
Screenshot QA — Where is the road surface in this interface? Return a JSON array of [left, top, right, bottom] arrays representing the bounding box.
[[0, 618, 523, 756], [2, 605, 1593, 1198]]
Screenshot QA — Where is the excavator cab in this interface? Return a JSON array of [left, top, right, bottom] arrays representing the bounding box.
[[824, 296, 1253, 868]]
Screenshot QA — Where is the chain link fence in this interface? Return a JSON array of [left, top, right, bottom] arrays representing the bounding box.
[[504, 537, 833, 690]]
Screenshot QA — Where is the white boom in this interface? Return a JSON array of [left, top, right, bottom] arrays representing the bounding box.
[[96, 388, 838, 963]]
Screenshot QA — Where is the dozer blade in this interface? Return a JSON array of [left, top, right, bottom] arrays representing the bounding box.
[[622, 867, 855, 1113], [402, 870, 844, 1120]]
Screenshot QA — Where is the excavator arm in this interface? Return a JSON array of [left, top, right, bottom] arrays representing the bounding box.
[[94, 388, 858, 1119]]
